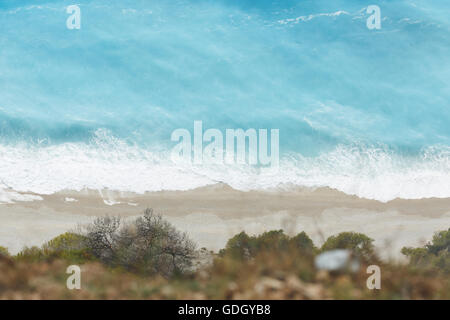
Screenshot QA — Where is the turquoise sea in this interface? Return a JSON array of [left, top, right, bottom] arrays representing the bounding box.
[[0, 0, 449, 201]]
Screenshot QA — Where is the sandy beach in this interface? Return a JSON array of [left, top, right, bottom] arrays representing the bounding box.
[[1, 184, 449, 258]]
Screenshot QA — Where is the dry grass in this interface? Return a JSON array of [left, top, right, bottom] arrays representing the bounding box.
[[1, 248, 449, 300]]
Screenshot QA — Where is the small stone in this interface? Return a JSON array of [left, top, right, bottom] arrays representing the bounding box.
[[286, 275, 305, 291], [315, 249, 360, 273], [316, 270, 330, 281], [303, 284, 325, 299], [254, 277, 283, 295]]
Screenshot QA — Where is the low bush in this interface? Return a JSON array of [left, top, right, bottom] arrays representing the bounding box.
[[320, 232, 376, 261], [82, 208, 196, 277], [402, 228, 450, 273], [219, 230, 316, 260], [0, 246, 9, 257]]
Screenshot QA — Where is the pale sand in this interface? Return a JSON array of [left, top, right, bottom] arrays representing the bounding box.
[[1, 184, 450, 259]]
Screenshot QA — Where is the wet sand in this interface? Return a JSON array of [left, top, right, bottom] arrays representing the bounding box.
[[1, 184, 449, 258]]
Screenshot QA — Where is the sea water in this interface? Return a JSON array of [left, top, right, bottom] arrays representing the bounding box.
[[0, 0, 449, 202]]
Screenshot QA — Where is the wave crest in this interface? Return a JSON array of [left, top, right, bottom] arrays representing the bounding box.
[[0, 131, 449, 202]]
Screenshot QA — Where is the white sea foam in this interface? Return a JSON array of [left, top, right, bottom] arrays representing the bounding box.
[[278, 11, 350, 25], [0, 131, 449, 203], [0, 187, 43, 204]]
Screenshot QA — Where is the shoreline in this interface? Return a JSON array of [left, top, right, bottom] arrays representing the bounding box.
[[1, 184, 450, 257]]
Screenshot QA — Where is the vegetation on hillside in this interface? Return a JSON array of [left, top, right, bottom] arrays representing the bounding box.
[[0, 246, 9, 257], [0, 210, 449, 299], [401, 228, 450, 274], [218, 230, 316, 260]]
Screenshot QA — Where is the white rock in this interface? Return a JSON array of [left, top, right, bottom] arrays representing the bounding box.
[[314, 249, 360, 272]]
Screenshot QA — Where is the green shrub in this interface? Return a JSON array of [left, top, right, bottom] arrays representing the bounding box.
[[321, 232, 375, 261], [0, 246, 10, 257], [43, 232, 92, 263], [15, 246, 46, 263], [219, 231, 253, 259], [426, 228, 450, 254], [402, 228, 450, 273], [220, 230, 316, 259], [290, 231, 316, 254], [15, 233, 92, 264]]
